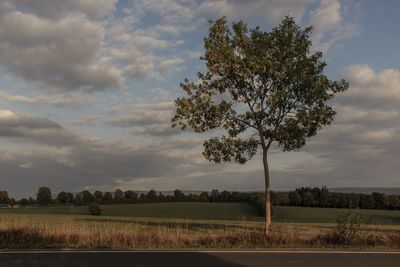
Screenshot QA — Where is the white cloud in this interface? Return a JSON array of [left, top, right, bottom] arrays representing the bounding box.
[[199, 0, 312, 24], [133, 0, 196, 24], [158, 58, 185, 77], [342, 64, 400, 107], [309, 0, 359, 53]]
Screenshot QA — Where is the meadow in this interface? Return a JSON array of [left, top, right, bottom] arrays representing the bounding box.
[[1, 203, 400, 224], [0, 203, 399, 249]]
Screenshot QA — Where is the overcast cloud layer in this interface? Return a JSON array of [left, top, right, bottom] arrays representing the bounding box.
[[0, 0, 399, 198]]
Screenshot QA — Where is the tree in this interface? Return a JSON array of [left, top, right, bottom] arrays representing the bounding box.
[[385, 195, 400, 210], [348, 193, 360, 209], [36, 187, 52, 206], [73, 193, 83, 206], [114, 189, 124, 202], [173, 189, 185, 202], [146, 190, 158, 202], [171, 17, 348, 234], [57, 191, 69, 204], [138, 193, 146, 202], [19, 198, 29, 206], [210, 189, 221, 202], [94, 191, 104, 203], [28, 197, 36, 205], [359, 194, 375, 209], [199, 191, 210, 202], [302, 192, 316, 207], [220, 190, 231, 202], [103, 192, 113, 203], [289, 191, 302, 206], [0, 191, 10, 204], [273, 192, 289, 206], [81, 190, 94, 203], [372, 192, 385, 209], [66, 193, 74, 204], [319, 186, 329, 207], [124, 190, 137, 202]]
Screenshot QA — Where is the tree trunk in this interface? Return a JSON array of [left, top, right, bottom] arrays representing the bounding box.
[[262, 148, 271, 236]]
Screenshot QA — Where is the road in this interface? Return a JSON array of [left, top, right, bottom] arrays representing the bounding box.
[[0, 251, 399, 267]]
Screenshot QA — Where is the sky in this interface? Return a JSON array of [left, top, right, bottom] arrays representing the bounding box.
[[0, 0, 399, 198]]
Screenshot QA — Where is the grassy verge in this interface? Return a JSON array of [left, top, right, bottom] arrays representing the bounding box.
[[0, 213, 399, 249]]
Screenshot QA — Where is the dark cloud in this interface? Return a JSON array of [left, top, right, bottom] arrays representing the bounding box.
[[0, 109, 213, 198], [0, 3, 122, 92], [7, 0, 117, 20], [0, 109, 61, 137]]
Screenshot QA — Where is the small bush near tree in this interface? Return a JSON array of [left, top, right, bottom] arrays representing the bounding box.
[[88, 202, 101, 216], [319, 209, 362, 245]]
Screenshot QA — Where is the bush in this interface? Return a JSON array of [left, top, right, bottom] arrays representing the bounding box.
[[88, 202, 101, 216], [319, 209, 362, 245]]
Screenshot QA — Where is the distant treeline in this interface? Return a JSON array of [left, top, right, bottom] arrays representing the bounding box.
[[272, 187, 400, 210], [0, 187, 266, 215], [2, 187, 400, 215]]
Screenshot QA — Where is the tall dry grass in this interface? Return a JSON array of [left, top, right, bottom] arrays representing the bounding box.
[[0, 214, 399, 249]]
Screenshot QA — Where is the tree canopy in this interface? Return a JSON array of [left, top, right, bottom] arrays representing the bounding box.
[[172, 16, 348, 161]]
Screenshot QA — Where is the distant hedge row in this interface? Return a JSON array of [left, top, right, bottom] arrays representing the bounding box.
[[271, 187, 400, 210], [4, 187, 400, 216]]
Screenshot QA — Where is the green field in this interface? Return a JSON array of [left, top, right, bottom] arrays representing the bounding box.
[[0, 203, 260, 221], [272, 206, 400, 224], [1, 203, 400, 224]]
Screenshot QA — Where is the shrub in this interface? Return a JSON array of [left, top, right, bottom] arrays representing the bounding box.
[[317, 209, 362, 245], [88, 202, 101, 216]]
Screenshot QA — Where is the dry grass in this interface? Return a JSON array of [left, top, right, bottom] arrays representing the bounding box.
[[0, 214, 399, 249]]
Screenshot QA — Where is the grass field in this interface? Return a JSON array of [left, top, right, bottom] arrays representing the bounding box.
[[272, 206, 400, 224], [1, 203, 400, 224], [0, 203, 260, 221], [0, 203, 399, 249]]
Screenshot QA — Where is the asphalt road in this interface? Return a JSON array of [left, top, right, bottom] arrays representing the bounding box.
[[0, 251, 399, 267]]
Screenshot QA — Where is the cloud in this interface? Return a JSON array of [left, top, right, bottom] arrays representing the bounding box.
[[0, 4, 122, 92], [132, 124, 181, 137], [158, 58, 185, 77], [199, 0, 312, 24], [340, 64, 400, 108], [309, 0, 359, 53], [0, 109, 61, 133], [105, 101, 181, 137], [7, 0, 117, 20], [108, 27, 185, 79], [0, 109, 86, 147], [2, 0, 397, 197], [0, 91, 92, 108], [132, 0, 196, 24], [0, 108, 218, 198], [286, 64, 400, 188]]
